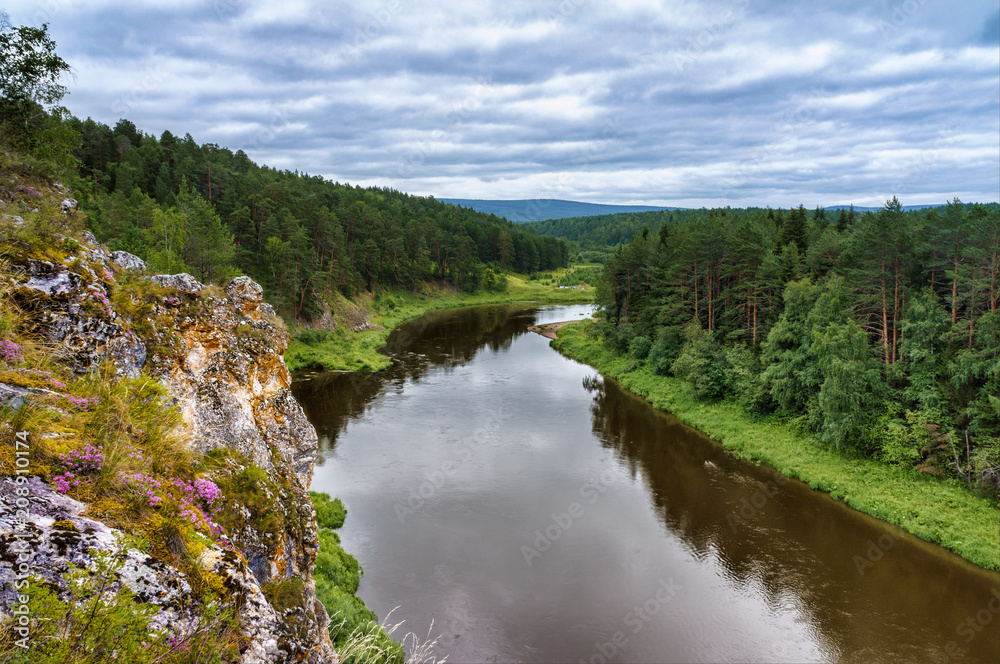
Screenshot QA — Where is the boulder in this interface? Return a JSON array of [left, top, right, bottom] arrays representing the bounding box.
[[0, 477, 192, 623], [110, 251, 147, 273], [24, 270, 76, 299], [226, 276, 264, 316], [148, 273, 204, 295]]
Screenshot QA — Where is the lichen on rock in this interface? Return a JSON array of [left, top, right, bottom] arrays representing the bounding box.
[[0, 224, 335, 660]]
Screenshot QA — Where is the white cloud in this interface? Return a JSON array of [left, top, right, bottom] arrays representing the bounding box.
[[4, 0, 996, 207]]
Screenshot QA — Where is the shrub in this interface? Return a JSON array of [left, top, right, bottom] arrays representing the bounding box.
[[647, 326, 684, 376], [671, 323, 729, 400], [315, 528, 361, 594], [297, 329, 332, 346], [725, 344, 769, 413], [263, 577, 308, 613], [629, 336, 652, 360], [310, 491, 346, 529]]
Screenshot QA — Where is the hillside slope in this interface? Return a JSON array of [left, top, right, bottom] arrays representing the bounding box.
[[0, 152, 336, 662]]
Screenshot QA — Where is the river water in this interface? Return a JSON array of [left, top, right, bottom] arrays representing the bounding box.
[[293, 304, 1000, 664]]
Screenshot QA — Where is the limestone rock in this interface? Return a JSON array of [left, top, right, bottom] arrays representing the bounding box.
[[61, 198, 77, 214], [0, 477, 192, 621], [24, 263, 77, 299], [199, 548, 336, 664], [0, 383, 29, 410], [1, 232, 334, 660], [226, 276, 264, 316], [105, 333, 147, 378], [0, 478, 336, 661], [148, 273, 205, 295], [110, 250, 147, 273]]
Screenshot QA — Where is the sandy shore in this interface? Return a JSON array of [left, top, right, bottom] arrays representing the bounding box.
[[527, 320, 579, 339]]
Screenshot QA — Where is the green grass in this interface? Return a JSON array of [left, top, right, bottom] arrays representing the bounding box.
[[552, 320, 1000, 571], [284, 270, 594, 372]]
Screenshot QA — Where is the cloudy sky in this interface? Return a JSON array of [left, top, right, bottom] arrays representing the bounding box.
[[6, 0, 999, 207]]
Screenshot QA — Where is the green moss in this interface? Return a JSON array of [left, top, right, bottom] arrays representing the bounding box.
[[262, 577, 308, 614], [552, 320, 1000, 571], [213, 462, 285, 545], [315, 528, 361, 594]]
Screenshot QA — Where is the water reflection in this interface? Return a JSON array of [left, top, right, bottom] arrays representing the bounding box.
[[585, 373, 1000, 664], [295, 304, 1000, 663], [292, 304, 542, 451]]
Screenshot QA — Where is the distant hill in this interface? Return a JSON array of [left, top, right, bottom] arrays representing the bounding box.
[[438, 198, 680, 223], [824, 204, 944, 212]]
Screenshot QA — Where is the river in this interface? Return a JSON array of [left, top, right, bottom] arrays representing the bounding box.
[[292, 304, 1000, 664]]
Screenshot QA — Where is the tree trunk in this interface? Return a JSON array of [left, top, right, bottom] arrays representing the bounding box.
[[881, 278, 890, 366], [952, 256, 960, 324]]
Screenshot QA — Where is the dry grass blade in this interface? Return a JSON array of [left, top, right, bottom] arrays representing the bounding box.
[[332, 607, 447, 664]]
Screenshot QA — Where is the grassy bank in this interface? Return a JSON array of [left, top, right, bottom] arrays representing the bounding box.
[[285, 271, 593, 372], [309, 492, 405, 664], [551, 320, 1000, 571]]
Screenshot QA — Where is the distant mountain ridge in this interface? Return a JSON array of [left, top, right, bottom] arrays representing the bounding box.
[[438, 198, 680, 223], [437, 199, 959, 223], [824, 204, 943, 212]]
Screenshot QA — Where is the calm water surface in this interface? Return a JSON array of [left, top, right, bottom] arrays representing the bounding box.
[[293, 304, 1000, 664]]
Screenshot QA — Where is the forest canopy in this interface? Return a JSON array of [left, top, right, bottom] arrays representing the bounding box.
[[592, 201, 1000, 492], [65, 117, 568, 319]]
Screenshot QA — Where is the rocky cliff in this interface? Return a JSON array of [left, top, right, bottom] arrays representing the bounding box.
[[0, 177, 336, 662]]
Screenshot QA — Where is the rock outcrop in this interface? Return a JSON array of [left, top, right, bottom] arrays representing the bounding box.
[[0, 477, 196, 631], [0, 232, 335, 662]]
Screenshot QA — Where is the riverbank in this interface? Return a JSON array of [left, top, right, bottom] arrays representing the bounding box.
[[527, 320, 579, 339], [551, 320, 1000, 571], [285, 272, 594, 372]]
